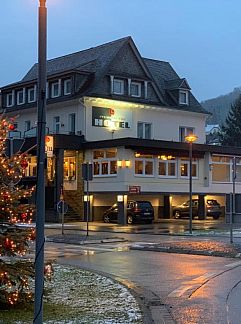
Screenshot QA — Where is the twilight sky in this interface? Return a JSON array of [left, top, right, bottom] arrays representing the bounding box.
[[1, 0, 241, 101]]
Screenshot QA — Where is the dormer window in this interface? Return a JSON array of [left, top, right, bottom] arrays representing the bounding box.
[[51, 80, 61, 98], [113, 79, 124, 95], [64, 79, 71, 95], [130, 82, 141, 97], [17, 89, 25, 105], [6, 92, 14, 107], [179, 90, 189, 105], [28, 86, 36, 103]]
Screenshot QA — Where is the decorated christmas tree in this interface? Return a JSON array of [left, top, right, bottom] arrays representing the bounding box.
[[0, 117, 35, 308]]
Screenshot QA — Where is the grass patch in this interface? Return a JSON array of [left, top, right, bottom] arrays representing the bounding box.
[[0, 264, 143, 324]]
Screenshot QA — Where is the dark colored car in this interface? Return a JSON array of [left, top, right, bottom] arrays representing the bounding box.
[[103, 200, 154, 224], [173, 199, 222, 220]]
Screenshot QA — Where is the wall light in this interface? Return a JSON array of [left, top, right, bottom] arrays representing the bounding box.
[[125, 160, 131, 168], [117, 160, 123, 167], [84, 195, 88, 202], [117, 195, 124, 202]]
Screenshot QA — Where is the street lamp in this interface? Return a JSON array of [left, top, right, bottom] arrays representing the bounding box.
[[34, 0, 47, 323], [185, 133, 198, 235]]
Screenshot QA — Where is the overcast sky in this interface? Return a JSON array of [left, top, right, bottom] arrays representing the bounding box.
[[1, 0, 241, 101]]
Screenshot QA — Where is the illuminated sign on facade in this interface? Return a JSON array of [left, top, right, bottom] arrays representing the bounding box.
[[45, 136, 54, 157], [92, 106, 132, 129]]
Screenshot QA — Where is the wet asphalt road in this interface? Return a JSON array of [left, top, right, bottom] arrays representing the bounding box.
[[44, 236, 241, 324]]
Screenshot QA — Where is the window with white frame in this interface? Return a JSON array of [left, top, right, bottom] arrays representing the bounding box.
[[28, 87, 36, 103], [93, 149, 117, 176], [130, 82, 141, 97], [135, 153, 154, 176], [113, 79, 124, 95], [6, 92, 14, 107], [211, 155, 235, 182], [64, 79, 71, 95], [64, 156, 76, 181], [53, 116, 60, 134], [17, 89, 25, 105], [179, 90, 189, 105], [179, 126, 194, 142], [179, 157, 198, 178], [25, 156, 37, 177], [137, 122, 152, 139], [158, 155, 177, 177], [68, 113, 76, 134], [24, 120, 31, 131], [51, 81, 61, 98]]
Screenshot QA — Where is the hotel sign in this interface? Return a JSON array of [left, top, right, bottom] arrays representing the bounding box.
[[45, 136, 54, 157], [92, 106, 132, 129]]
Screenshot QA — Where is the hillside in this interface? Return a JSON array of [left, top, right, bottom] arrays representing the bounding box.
[[201, 87, 241, 125]]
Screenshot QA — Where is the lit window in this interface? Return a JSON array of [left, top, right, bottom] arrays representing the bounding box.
[[113, 79, 124, 95], [211, 155, 232, 182], [179, 90, 189, 105], [64, 157, 76, 181], [28, 87, 36, 103], [137, 122, 152, 139], [130, 82, 141, 97], [93, 149, 117, 176], [158, 156, 177, 178], [51, 81, 60, 98], [179, 126, 194, 142], [6, 92, 14, 107], [179, 157, 198, 178], [25, 156, 37, 177], [64, 79, 71, 95], [135, 154, 154, 176]]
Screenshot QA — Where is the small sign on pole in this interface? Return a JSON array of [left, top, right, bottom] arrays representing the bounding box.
[[57, 200, 68, 235]]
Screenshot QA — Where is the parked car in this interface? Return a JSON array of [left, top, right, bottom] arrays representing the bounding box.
[[103, 200, 154, 224], [173, 199, 222, 220]]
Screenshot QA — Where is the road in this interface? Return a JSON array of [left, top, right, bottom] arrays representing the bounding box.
[[44, 238, 241, 324]]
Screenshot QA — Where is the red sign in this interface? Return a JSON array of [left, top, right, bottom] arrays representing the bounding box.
[[129, 186, 141, 194]]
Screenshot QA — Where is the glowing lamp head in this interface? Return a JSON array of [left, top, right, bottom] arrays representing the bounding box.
[[185, 134, 198, 143], [9, 124, 15, 131]]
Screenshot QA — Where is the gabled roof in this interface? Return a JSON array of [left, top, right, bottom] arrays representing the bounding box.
[[22, 36, 131, 82], [165, 78, 191, 90]]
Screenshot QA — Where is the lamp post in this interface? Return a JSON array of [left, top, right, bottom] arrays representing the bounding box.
[[34, 1, 47, 323], [185, 133, 198, 235]]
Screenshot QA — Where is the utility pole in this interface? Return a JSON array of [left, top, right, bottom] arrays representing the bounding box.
[[34, 1, 47, 323]]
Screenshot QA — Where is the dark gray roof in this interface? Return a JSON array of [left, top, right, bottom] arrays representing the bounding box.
[[22, 36, 131, 82], [143, 58, 207, 114], [5, 36, 208, 115]]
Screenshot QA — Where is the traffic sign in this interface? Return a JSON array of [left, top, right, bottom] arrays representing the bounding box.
[[57, 200, 68, 214]]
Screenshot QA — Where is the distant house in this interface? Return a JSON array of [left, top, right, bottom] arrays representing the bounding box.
[[1, 36, 241, 222], [205, 124, 221, 145]]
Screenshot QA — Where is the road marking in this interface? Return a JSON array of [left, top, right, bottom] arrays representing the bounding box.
[[225, 261, 241, 268], [168, 285, 193, 298], [191, 272, 217, 282]]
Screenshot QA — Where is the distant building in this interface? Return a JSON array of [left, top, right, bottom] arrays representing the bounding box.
[[1, 36, 241, 222], [205, 124, 221, 145]]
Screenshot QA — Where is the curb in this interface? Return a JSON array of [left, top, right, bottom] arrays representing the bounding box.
[[59, 262, 175, 324]]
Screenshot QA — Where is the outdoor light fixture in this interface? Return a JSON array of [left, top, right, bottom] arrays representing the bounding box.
[[117, 160, 122, 167], [117, 195, 124, 202], [125, 160, 131, 168], [84, 195, 88, 202], [185, 133, 198, 234]]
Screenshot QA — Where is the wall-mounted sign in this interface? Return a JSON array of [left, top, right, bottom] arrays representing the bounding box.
[[129, 186, 141, 194], [92, 106, 132, 129], [45, 136, 54, 157]]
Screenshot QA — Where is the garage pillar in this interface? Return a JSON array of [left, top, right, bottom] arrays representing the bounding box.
[[163, 195, 171, 219], [198, 194, 206, 220], [117, 195, 127, 225]]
